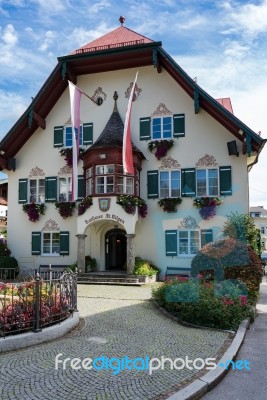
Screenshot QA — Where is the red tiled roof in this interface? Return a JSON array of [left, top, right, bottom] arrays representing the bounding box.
[[216, 98, 233, 114], [73, 26, 154, 55]]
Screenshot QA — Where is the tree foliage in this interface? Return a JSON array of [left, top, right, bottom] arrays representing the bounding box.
[[223, 212, 262, 256]]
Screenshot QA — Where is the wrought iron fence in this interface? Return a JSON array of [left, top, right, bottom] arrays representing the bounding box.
[[0, 267, 20, 282], [0, 271, 77, 338]]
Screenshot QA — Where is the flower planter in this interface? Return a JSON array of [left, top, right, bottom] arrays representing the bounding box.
[[148, 139, 174, 160], [136, 274, 157, 284], [158, 197, 182, 213], [22, 203, 45, 222], [199, 205, 217, 220], [116, 195, 148, 218], [55, 201, 76, 219]]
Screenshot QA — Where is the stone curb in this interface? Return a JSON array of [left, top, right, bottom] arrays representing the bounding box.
[[166, 318, 250, 400], [0, 311, 79, 353]]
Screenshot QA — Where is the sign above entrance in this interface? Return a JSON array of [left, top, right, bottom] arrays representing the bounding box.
[[85, 214, 125, 225], [99, 198, 111, 212]]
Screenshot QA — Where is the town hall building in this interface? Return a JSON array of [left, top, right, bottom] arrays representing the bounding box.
[[0, 18, 265, 277]]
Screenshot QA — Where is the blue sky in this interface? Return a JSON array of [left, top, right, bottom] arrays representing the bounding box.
[[1, 0, 267, 206]]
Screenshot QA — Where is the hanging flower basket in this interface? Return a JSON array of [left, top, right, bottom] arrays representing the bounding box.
[[148, 139, 174, 160], [59, 148, 85, 167], [22, 203, 45, 222], [116, 195, 148, 218], [158, 197, 182, 213], [55, 201, 76, 219], [193, 197, 222, 220], [78, 196, 93, 216]]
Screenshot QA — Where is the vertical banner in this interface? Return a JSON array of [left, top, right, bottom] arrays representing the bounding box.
[[123, 72, 138, 175], [68, 81, 82, 201]]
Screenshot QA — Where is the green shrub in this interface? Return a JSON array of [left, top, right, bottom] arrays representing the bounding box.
[[152, 277, 253, 330], [85, 255, 97, 272], [133, 256, 159, 276], [191, 238, 262, 303], [0, 256, 19, 279], [0, 239, 11, 256]]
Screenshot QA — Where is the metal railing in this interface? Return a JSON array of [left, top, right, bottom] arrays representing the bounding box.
[[0, 271, 77, 338]]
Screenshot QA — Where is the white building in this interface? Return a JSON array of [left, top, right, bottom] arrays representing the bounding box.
[[0, 20, 265, 276]]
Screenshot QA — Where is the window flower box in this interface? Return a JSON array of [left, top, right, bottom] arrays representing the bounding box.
[[59, 148, 85, 167], [116, 195, 148, 218], [193, 197, 222, 220], [158, 197, 182, 213], [22, 203, 45, 222], [55, 201, 76, 219], [148, 139, 174, 160], [78, 196, 93, 216]]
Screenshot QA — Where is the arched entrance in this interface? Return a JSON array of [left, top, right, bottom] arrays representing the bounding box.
[[105, 228, 127, 271]]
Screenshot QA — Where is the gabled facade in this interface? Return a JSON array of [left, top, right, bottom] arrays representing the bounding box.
[[0, 20, 265, 275]]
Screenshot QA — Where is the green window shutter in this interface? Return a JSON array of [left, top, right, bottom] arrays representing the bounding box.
[[173, 114, 185, 137], [140, 117, 151, 140], [54, 126, 64, 148], [32, 232, 41, 255], [201, 229, 213, 247], [166, 230, 177, 256], [18, 179, 28, 204], [60, 231, 69, 255], [181, 168, 196, 197], [77, 175, 84, 200], [83, 123, 93, 145], [147, 170, 159, 198], [220, 166, 232, 196], [45, 177, 57, 202]]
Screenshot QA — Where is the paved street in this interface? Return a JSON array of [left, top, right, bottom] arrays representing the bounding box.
[[0, 284, 230, 400], [203, 275, 267, 400]]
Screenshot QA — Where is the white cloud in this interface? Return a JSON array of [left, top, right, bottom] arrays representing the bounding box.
[[221, 0, 267, 38], [0, 89, 27, 137], [34, 0, 68, 13], [66, 23, 113, 53], [89, 0, 111, 14], [38, 30, 55, 52], [1, 24, 18, 46]]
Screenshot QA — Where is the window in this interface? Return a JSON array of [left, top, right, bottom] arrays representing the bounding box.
[[152, 116, 172, 139], [96, 164, 114, 194], [178, 231, 200, 256], [196, 169, 219, 196], [65, 126, 83, 147], [117, 165, 134, 194], [86, 167, 93, 196], [54, 123, 93, 148], [140, 114, 185, 141], [159, 171, 181, 198], [59, 177, 72, 201], [29, 179, 45, 203], [261, 226, 265, 234], [165, 229, 212, 256], [32, 231, 69, 255], [42, 232, 60, 255]]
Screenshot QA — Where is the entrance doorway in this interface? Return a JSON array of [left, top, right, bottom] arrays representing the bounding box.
[[105, 229, 127, 270]]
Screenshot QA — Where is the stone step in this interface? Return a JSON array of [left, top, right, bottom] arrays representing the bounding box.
[[77, 277, 139, 283], [77, 280, 145, 286]]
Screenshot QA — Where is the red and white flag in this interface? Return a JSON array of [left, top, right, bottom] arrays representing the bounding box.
[[68, 81, 82, 201], [123, 72, 138, 175]]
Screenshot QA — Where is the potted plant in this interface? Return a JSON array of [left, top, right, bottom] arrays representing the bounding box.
[[85, 255, 97, 272], [193, 196, 222, 220], [22, 202, 45, 222], [78, 196, 93, 215], [148, 139, 174, 160], [116, 195, 148, 218], [59, 148, 85, 167], [158, 197, 182, 212], [55, 201, 76, 218]]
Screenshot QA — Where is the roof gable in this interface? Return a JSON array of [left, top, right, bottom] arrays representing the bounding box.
[[72, 26, 154, 55], [0, 22, 265, 170]]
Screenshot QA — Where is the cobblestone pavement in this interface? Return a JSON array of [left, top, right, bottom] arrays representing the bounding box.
[[0, 284, 230, 400]]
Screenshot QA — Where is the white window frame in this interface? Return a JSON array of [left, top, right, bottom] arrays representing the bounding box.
[[42, 232, 60, 256], [159, 170, 181, 198], [151, 116, 173, 140], [178, 230, 200, 256], [196, 168, 219, 197], [58, 176, 72, 202], [65, 125, 83, 147], [29, 178, 45, 203]]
